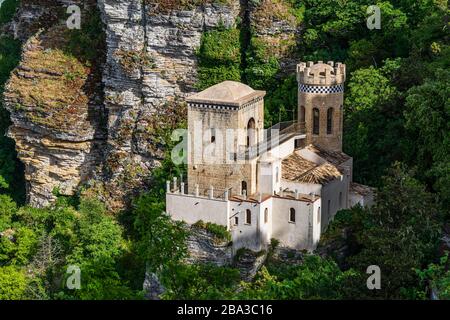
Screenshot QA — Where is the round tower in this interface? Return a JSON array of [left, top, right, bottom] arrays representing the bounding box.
[[297, 61, 346, 152]]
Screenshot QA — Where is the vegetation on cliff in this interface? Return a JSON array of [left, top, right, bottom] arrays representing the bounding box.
[[0, 0, 449, 300], [0, 0, 23, 202]]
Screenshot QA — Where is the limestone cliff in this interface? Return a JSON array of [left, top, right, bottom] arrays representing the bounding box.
[[4, 0, 301, 209], [87, 0, 242, 210], [4, 2, 106, 207]]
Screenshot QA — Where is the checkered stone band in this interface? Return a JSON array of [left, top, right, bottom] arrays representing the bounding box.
[[299, 84, 344, 94]]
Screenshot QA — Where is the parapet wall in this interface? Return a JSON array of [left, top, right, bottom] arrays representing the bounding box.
[[297, 61, 346, 86]]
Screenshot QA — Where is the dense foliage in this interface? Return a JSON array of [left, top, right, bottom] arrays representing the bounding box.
[[0, 0, 24, 202], [0, 0, 448, 299]]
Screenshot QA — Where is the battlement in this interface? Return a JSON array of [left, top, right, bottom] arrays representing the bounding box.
[[297, 61, 346, 86]]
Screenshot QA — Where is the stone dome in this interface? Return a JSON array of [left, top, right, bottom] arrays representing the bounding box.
[[187, 81, 265, 107]]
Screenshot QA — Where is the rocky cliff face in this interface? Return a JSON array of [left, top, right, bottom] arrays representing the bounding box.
[[4, 0, 301, 209], [96, 0, 241, 210], [4, 1, 106, 207]]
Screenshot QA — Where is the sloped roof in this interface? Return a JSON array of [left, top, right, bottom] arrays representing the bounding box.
[[186, 81, 266, 107], [305, 144, 351, 166], [350, 182, 375, 196], [282, 151, 317, 180], [282, 150, 343, 184]]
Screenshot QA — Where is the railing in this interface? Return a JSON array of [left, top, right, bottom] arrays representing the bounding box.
[[238, 121, 306, 160]]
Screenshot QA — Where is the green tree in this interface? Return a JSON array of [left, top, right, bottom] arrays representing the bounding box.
[[0, 265, 27, 300], [404, 69, 450, 212], [417, 252, 450, 300], [239, 255, 357, 299], [132, 193, 188, 272], [161, 263, 241, 300], [346, 163, 442, 299]]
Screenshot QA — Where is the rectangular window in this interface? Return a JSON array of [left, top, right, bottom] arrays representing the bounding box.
[[234, 216, 239, 225], [289, 208, 296, 223], [246, 210, 251, 224]]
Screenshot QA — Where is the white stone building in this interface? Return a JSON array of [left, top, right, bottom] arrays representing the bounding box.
[[166, 61, 373, 252]]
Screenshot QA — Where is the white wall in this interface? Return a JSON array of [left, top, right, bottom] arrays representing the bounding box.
[[320, 175, 349, 232], [269, 135, 303, 160], [258, 158, 282, 195], [271, 197, 319, 250], [349, 191, 374, 208], [166, 193, 229, 227], [281, 180, 322, 196], [229, 200, 264, 252]]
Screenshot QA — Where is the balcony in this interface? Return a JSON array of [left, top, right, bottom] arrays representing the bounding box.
[[237, 121, 306, 160]]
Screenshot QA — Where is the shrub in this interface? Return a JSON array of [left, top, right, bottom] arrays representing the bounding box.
[[193, 220, 231, 243]]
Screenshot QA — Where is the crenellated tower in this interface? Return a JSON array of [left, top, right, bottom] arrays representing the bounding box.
[[297, 61, 346, 151]]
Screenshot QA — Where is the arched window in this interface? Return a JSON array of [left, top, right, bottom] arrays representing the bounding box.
[[327, 108, 334, 134], [246, 209, 252, 224], [264, 208, 269, 224], [210, 128, 216, 143], [313, 108, 320, 135], [289, 208, 296, 223], [300, 106, 305, 123], [247, 118, 256, 147], [241, 181, 247, 195]]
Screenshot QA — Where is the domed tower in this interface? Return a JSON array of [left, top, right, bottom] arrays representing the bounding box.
[[297, 61, 346, 151]]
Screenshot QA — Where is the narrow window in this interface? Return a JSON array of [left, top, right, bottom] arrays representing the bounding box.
[[234, 216, 239, 225], [327, 200, 331, 216], [327, 108, 333, 134], [241, 181, 247, 195], [246, 209, 252, 224], [317, 207, 321, 224], [247, 118, 256, 147], [211, 128, 216, 143], [264, 208, 269, 224], [289, 208, 296, 223], [339, 192, 343, 208], [313, 108, 320, 135], [275, 167, 279, 183]]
